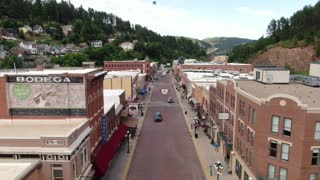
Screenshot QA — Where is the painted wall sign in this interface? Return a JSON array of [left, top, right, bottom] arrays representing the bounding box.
[[45, 139, 65, 146], [8, 83, 86, 109]]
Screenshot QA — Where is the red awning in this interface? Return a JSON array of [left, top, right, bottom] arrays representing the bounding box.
[[93, 122, 128, 177]]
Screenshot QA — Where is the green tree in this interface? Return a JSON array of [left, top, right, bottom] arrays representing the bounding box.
[[0, 55, 23, 69]]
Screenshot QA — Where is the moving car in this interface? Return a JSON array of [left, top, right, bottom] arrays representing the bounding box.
[[168, 97, 173, 103], [154, 112, 162, 122]]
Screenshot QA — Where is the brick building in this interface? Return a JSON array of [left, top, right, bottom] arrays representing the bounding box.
[[104, 60, 151, 75], [180, 62, 253, 73], [0, 68, 127, 179], [209, 67, 320, 180]]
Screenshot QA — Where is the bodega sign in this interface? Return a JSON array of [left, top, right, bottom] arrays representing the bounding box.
[[7, 76, 83, 83]]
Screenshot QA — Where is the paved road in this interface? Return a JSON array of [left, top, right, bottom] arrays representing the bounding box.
[[126, 74, 206, 180]]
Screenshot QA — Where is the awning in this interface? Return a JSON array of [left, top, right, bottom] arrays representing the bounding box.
[[93, 123, 128, 177]]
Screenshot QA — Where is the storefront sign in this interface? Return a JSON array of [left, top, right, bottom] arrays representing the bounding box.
[[45, 139, 65, 146], [7, 76, 83, 83], [102, 116, 108, 143]]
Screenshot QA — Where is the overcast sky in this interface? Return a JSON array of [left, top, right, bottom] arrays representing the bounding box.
[[67, 0, 319, 40]]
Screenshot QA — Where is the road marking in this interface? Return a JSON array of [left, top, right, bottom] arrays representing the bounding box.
[[172, 78, 210, 180], [121, 86, 152, 180]]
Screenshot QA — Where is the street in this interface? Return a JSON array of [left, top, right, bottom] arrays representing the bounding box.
[[126, 74, 206, 180]]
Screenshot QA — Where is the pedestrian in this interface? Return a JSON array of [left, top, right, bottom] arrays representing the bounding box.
[[211, 139, 215, 145], [214, 143, 220, 152]]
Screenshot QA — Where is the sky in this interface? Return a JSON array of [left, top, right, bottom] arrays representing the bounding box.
[[68, 0, 319, 40]]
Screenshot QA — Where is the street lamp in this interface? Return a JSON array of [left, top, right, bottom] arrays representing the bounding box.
[[193, 117, 199, 138], [125, 131, 132, 153], [138, 103, 144, 116], [214, 161, 223, 180]]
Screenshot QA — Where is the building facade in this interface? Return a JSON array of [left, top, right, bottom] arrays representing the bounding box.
[[104, 60, 151, 75], [0, 68, 115, 179]]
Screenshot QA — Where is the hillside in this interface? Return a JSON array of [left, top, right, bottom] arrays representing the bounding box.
[[0, 0, 206, 67], [228, 2, 320, 72], [251, 45, 318, 72], [202, 37, 254, 55]]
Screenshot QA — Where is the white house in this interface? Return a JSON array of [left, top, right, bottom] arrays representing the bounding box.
[[32, 25, 44, 34], [119, 42, 134, 51], [19, 41, 38, 55], [91, 40, 103, 48]]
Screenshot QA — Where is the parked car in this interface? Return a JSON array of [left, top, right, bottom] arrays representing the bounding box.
[[154, 112, 162, 122], [168, 97, 173, 103]]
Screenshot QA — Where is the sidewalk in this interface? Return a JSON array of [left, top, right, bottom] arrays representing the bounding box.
[[103, 85, 153, 180], [172, 78, 235, 180]]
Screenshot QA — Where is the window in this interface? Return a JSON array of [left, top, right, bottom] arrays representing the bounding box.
[[235, 160, 242, 178], [81, 145, 88, 167], [252, 108, 256, 124], [73, 160, 77, 178], [310, 173, 318, 180], [279, 168, 288, 180], [281, 143, 290, 161], [247, 128, 250, 143], [256, 71, 261, 80], [272, 116, 280, 133], [52, 165, 63, 180], [311, 148, 320, 166], [239, 100, 246, 116], [244, 171, 249, 180], [268, 164, 276, 179], [249, 151, 252, 166], [283, 118, 292, 136], [315, 122, 320, 140], [269, 141, 277, 158], [241, 123, 244, 136], [250, 132, 255, 146]]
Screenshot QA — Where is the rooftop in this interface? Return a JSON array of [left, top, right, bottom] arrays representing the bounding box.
[[310, 61, 320, 64], [105, 70, 140, 79], [0, 118, 88, 139], [237, 81, 320, 107], [0, 68, 99, 77], [183, 62, 250, 65], [0, 159, 40, 180], [254, 67, 288, 71]]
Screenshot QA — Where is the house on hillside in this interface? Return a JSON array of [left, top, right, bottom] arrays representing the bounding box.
[[65, 43, 81, 53], [119, 42, 134, 51], [19, 41, 37, 55], [91, 40, 103, 48], [3, 28, 18, 38], [79, 42, 89, 50], [61, 25, 73, 37], [10, 47, 28, 57], [19, 25, 32, 34], [32, 25, 44, 34], [0, 45, 9, 60], [37, 44, 51, 56], [50, 46, 66, 55]]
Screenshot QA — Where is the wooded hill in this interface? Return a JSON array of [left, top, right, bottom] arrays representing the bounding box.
[[228, 1, 320, 65], [0, 0, 206, 66]]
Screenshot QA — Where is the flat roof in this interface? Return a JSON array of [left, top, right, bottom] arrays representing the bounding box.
[[0, 118, 88, 139], [237, 81, 320, 107], [0, 68, 99, 77], [0, 159, 40, 180], [310, 61, 320, 64], [105, 70, 140, 79], [254, 67, 288, 71], [103, 89, 125, 96], [183, 62, 250, 65], [107, 60, 148, 62]]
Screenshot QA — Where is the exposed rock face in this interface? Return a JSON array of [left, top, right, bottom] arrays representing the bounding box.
[[251, 45, 319, 72]]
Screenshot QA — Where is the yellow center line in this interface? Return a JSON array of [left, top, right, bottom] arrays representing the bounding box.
[[172, 77, 210, 180]]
